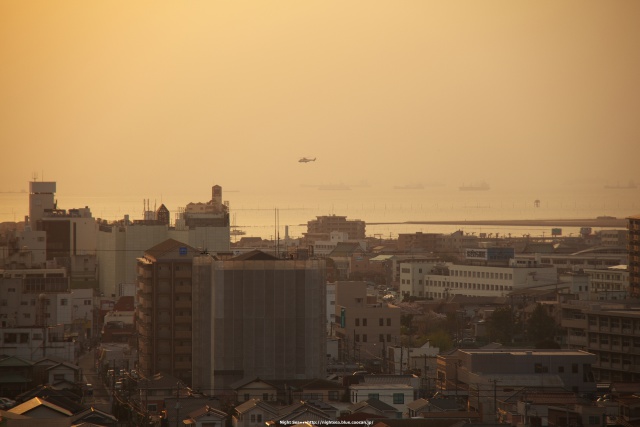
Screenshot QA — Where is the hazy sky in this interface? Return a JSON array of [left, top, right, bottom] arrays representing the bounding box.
[[2, 1, 639, 197]]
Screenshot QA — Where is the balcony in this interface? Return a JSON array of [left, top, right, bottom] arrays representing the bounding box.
[[175, 285, 192, 294], [174, 330, 191, 339], [174, 346, 191, 354], [175, 300, 191, 309], [175, 315, 191, 324]]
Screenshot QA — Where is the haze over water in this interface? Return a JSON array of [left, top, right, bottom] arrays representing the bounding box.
[[1, 184, 637, 240]]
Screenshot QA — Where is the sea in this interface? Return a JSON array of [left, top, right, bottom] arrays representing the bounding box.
[[1, 185, 638, 241]]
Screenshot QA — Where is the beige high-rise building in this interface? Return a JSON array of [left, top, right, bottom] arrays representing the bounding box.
[[192, 250, 326, 394]]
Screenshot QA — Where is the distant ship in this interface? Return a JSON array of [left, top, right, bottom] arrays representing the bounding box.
[[459, 182, 490, 191], [230, 229, 246, 236], [604, 180, 637, 190]]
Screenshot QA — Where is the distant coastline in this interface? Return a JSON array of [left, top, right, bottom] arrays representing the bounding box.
[[368, 218, 627, 228]]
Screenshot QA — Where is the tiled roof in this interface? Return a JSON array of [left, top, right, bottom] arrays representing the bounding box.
[[350, 398, 396, 412], [328, 242, 362, 257], [234, 398, 279, 416], [231, 250, 279, 261], [144, 239, 198, 261], [9, 397, 73, 417], [0, 355, 33, 367]]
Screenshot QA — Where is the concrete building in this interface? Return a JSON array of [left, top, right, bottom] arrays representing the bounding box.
[[306, 215, 366, 240], [332, 281, 401, 366], [437, 348, 597, 422], [0, 324, 75, 362], [313, 231, 367, 257], [191, 250, 326, 394], [28, 181, 57, 227], [423, 259, 558, 299], [628, 214, 640, 298], [561, 300, 640, 382], [399, 261, 438, 297], [397, 232, 442, 253], [597, 229, 628, 247], [584, 265, 629, 300], [136, 239, 199, 385], [98, 185, 230, 298], [516, 247, 628, 274]]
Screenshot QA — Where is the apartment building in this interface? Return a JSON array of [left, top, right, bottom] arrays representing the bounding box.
[[306, 215, 366, 240], [136, 239, 198, 385], [333, 281, 401, 365], [629, 214, 640, 298], [561, 300, 640, 383], [98, 185, 230, 297], [191, 250, 326, 393]]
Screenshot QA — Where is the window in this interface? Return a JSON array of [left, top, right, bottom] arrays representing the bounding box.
[[355, 334, 360, 342], [329, 391, 340, 401], [147, 404, 157, 412], [355, 318, 360, 326], [379, 318, 384, 326], [368, 393, 379, 400], [263, 393, 269, 401], [257, 415, 262, 423], [244, 393, 250, 401], [84, 300, 92, 305], [393, 393, 405, 404], [588, 416, 600, 425], [534, 363, 548, 373], [251, 415, 255, 423], [53, 373, 66, 381], [363, 318, 367, 327], [387, 318, 391, 326], [387, 334, 391, 342], [362, 334, 367, 342], [558, 366, 564, 373], [61, 298, 68, 306], [379, 334, 384, 342], [572, 363, 579, 373]]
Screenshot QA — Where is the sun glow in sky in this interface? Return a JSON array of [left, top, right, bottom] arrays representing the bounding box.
[[1, 1, 639, 198]]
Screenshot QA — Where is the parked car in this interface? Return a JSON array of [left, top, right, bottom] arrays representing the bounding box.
[[0, 397, 16, 409]]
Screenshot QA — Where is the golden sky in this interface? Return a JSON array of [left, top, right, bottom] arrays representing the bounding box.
[[1, 1, 639, 197]]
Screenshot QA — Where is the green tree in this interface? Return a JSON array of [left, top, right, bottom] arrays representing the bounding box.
[[526, 304, 558, 344], [487, 306, 516, 344], [427, 329, 453, 352]]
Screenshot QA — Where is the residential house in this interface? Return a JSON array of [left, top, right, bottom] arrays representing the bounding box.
[[232, 398, 280, 427], [182, 404, 228, 427]]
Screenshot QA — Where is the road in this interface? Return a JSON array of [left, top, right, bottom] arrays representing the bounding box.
[[78, 349, 112, 413]]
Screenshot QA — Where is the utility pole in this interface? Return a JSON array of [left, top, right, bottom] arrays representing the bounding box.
[[175, 381, 181, 427], [491, 379, 498, 422]]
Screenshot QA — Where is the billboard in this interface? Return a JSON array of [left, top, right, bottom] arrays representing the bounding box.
[[465, 247, 515, 261]]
